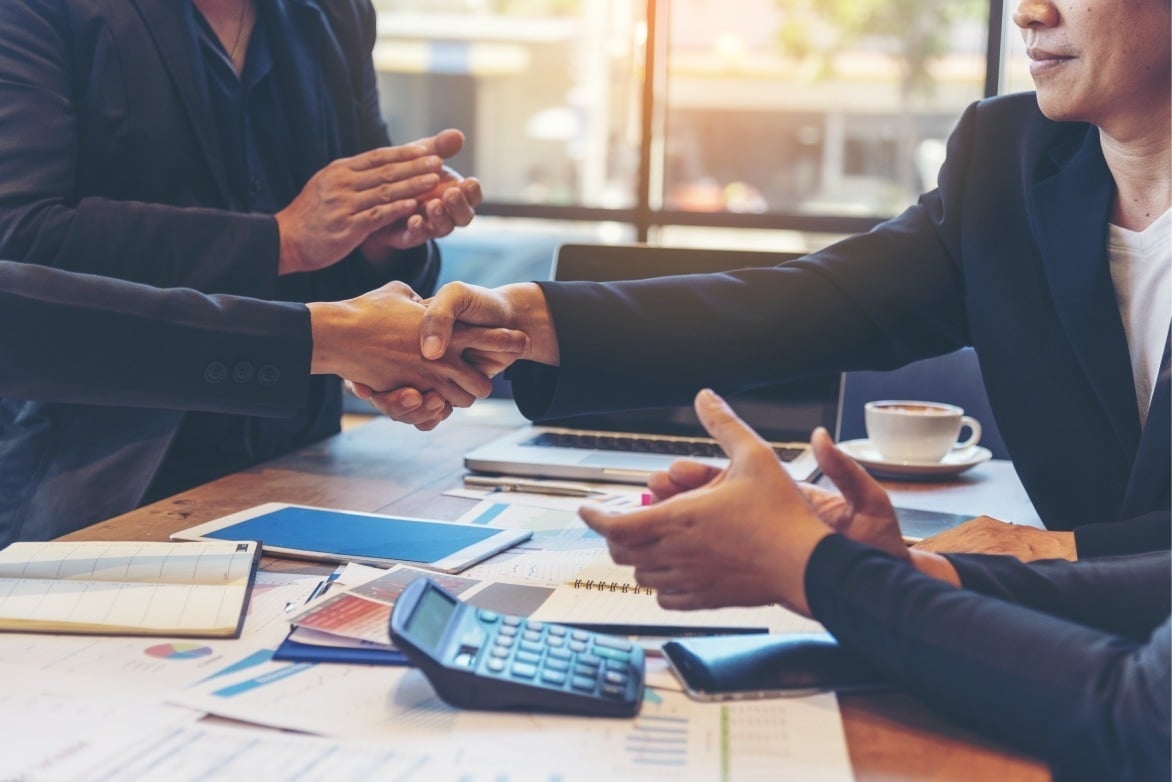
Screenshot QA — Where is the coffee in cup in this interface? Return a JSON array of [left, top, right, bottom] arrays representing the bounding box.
[[864, 400, 981, 463]]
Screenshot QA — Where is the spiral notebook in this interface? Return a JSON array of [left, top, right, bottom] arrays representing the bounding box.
[[529, 558, 823, 636]]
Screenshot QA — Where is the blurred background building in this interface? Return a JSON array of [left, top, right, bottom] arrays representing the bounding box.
[[369, 0, 1034, 285]]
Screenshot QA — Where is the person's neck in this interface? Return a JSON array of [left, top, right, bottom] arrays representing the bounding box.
[[1099, 110, 1172, 232]]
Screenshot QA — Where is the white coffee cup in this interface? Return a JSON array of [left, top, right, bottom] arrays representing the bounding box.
[[864, 400, 982, 463]]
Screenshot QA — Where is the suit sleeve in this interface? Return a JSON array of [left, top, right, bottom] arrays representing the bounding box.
[[1072, 511, 1171, 558], [0, 0, 281, 296], [511, 103, 997, 420], [805, 535, 1171, 781], [0, 262, 311, 415]]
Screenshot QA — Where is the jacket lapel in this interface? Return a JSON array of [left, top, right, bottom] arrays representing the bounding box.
[[1029, 127, 1141, 458], [1122, 334, 1171, 517], [267, 0, 337, 184], [126, 0, 232, 203]]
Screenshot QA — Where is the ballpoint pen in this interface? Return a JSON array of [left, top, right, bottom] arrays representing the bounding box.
[[463, 474, 606, 498]]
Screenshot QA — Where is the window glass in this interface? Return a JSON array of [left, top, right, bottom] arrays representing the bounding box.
[[437, 217, 636, 288], [372, 1, 644, 208], [1000, 14, 1034, 96], [659, 0, 989, 218]]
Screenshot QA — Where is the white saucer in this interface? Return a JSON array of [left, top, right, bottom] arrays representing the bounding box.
[[838, 439, 993, 480]]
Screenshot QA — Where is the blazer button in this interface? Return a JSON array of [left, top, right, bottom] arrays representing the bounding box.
[[233, 361, 256, 383], [257, 365, 280, 386], [204, 361, 228, 384]]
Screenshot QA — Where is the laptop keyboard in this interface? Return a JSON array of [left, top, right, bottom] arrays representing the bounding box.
[[522, 431, 807, 463]]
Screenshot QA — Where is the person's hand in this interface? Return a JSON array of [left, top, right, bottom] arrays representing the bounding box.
[[359, 279, 558, 430], [580, 390, 833, 617], [646, 428, 905, 560], [276, 144, 445, 275], [912, 516, 1077, 561], [420, 281, 560, 365], [347, 317, 528, 431], [306, 281, 527, 411], [347, 381, 454, 432], [359, 130, 482, 261]]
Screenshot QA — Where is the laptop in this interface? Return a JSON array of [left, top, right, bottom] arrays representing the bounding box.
[[464, 243, 844, 485]]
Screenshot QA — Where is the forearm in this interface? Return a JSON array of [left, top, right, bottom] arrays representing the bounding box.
[[945, 547, 1170, 639], [4, 199, 282, 296], [0, 263, 310, 414], [806, 535, 1171, 780], [1073, 511, 1171, 557]]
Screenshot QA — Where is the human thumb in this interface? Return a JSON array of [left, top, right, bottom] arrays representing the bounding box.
[[693, 389, 768, 463]]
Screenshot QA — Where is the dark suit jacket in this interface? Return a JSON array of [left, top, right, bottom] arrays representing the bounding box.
[[511, 93, 1170, 556], [0, 0, 439, 543], [0, 262, 311, 414], [807, 534, 1170, 781]]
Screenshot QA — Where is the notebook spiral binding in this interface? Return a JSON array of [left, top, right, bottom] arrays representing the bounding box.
[[572, 578, 655, 595]]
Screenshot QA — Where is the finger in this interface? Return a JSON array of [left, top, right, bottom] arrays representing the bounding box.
[[693, 388, 772, 462], [440, 189, 476, 227], [354, 198, 420, 235], [420, 199, 456, 238], [457, 177, 483, 208], [364, 387, 425, 421], [579, 504, 666, 548], [347, 380, 374, 401], [406, 128, 464, 159], [421, 282, 507, 360], [810, 427, 892, 513], [449, 326, 529, 356], [351, 171, 441, 211], [665, 460, 723, 491], [346, 144, 432, 171], [391, 392, 449, 427], [434, 377, 481, 408]]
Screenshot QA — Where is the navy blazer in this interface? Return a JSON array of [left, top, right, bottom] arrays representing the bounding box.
[[0, 262, 311, 414], [511, 93, 1170, 555], [807, 535, 1170, 781], [0, 0, 439, 543]]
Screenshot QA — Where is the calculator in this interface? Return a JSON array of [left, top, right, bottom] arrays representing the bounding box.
[[389, 576, 645, 717]]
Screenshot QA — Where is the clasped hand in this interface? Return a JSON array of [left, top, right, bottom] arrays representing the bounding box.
[[276, 129, 482, 276], [307, 281, 527, 430]]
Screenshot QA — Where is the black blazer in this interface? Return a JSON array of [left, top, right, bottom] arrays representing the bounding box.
[[0, 262, 311, 414], [807, 534, 1170, 781], [512, 93, 1170, 555], [0, 0, 439, 543]]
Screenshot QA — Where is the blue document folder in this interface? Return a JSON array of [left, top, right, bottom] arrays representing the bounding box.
[[273, 630, 409, 666]]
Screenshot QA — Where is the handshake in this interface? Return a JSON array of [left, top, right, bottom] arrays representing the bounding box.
[[307, 280, 559, 430]]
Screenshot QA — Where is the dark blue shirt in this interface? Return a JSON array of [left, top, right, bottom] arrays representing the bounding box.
[[146, 2, 334, 501], [189, 2, 298, 214]]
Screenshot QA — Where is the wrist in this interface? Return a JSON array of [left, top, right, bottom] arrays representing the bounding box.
[[275, 213, 305, 276], [306, 301, 350, 376], [907, 549, 962, 586], [505, 282, 560, 365]]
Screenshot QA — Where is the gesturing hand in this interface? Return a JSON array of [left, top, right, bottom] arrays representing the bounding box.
[[580, 390, 833, 617], [645, 427, 906, 561]]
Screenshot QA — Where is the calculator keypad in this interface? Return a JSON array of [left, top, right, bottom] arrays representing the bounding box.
[[473, 610, 637, 700]]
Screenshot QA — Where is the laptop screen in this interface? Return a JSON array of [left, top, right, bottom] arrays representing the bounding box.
[[538, 244, 842, 443]]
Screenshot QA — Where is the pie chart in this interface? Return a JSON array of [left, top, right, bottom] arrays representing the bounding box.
[[144, 642, 214, 660]]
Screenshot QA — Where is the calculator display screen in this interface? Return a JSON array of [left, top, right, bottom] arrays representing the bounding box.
[[404, 586, 458, 652]]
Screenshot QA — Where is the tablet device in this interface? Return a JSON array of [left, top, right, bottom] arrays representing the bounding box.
[[662, 632, 890, 701], [171, 503, 532, 574]]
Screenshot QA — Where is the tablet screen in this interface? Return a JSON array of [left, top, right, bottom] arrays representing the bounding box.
[[198, 506, 502, 564]]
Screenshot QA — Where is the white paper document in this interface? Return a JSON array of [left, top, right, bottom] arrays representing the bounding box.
[[172, 659, 853, 780]]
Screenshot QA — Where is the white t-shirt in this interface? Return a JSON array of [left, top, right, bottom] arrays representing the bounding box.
[[1107, 208, 1172, 426]]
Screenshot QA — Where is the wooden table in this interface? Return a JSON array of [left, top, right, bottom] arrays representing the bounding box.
[[63, 403, 1049, 781]]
